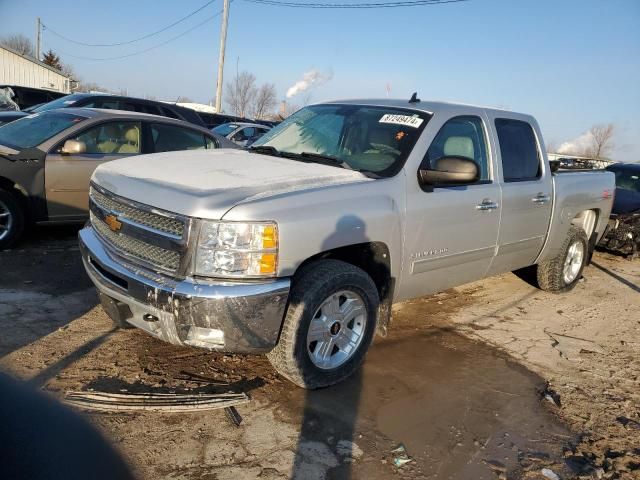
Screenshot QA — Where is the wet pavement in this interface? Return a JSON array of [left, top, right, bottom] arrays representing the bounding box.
[[283, 327, 574, 479]]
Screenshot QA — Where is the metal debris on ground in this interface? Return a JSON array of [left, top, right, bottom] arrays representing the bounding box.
[[63, 390, 249, 412], [224, 405, 243, 427], [174, 370, 230, 385], [598, 213, 640, 259], [541, 383, 562, 408], [391, 444, 413, 467]]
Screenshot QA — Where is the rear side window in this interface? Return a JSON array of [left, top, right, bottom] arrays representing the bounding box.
[[151, 123, 212, 152], [495, 119, 541, 182]]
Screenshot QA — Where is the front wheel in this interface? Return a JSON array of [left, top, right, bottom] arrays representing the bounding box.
[[267, 260, 379, 389], [537, 225, 588, 293], [0, 189, 25, 250]]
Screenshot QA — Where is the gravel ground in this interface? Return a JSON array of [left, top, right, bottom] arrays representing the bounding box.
[[1, 227, 638, 479]]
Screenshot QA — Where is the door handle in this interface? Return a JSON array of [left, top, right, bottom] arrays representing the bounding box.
[[476, 199, 499, 211], [532, 193, 550, 204]]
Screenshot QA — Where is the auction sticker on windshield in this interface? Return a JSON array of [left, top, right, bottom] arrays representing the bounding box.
[[379, 114, 424, 128]]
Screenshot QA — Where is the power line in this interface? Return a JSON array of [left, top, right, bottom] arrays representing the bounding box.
[[42, 0, 218, 47], [239, 0, 468, 8], [53, 8, 226, 61]]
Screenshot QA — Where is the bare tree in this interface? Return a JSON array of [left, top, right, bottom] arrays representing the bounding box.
[[1, 34, 34, 57], [176, 96, 193, 103], [225, 71, 256, 117], [585, 123, 615, 159], [252, 83, 277, 119]]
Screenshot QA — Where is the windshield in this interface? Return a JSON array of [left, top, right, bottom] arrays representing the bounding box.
[[252, 104, 430, 176], [0, 111, 87, 149], [32, 93, 89, 113], [212, 123, 238, 136], [612, 169, 640, 193]]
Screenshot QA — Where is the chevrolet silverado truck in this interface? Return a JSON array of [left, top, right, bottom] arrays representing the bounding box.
[[79, 98, 615, 388]]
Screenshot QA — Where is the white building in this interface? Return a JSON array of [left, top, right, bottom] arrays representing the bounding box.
[[0, 45, 72, 93]]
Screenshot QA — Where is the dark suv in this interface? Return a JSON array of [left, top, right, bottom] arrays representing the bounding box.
[[0, 93, 206, 127]]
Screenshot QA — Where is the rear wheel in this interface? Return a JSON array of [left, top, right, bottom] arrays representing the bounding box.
[[267, 260, 379, 389], [0, 189, 25, 250], [537, 225, 588, 293]]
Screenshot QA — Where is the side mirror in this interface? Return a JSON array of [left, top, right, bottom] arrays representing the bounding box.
[[60, 139, 86, 155], [418, 156, 480, 186]]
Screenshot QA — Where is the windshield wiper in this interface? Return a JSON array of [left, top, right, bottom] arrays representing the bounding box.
[[248, 145, 282, 157]]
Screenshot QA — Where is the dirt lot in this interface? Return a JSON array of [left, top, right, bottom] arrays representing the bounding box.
[[1, 226, 638, 479]]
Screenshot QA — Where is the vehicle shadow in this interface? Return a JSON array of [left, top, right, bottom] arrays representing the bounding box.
[[0, 223, 96, 357], [290, 215, 380, 479]]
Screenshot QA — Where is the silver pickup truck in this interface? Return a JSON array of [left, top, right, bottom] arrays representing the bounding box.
[[79, 98, 614, 388]]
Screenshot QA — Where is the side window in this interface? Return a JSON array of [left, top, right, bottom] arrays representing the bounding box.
[[495, 118, 541, 182], [90, 99, 121, 110], [233, 127, 255, 142], [423, 116, 490, 181], [69, 121, 141, 154], [151, 123, 208, 152], [205, 136, 217, 149]]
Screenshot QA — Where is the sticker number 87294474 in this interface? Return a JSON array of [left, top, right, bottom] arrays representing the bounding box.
[[378, 114, 424, 128]]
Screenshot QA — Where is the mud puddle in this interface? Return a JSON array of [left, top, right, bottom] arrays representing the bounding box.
[[283, 327, 575, 479]]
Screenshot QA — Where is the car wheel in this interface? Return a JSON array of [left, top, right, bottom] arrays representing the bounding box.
[[0, 189, 25, 250], [267, 259, 379, 389], [537, 225, 588, 293]]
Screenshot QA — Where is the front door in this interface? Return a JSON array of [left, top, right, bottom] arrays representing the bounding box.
[[400, 115, 501, 301], [45, 121, 142, 220]]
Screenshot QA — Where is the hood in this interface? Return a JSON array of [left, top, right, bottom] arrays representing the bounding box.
[[92, 149, 372, 219]]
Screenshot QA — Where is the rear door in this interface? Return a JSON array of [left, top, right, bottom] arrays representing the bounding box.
[[486, 116, 553, 275], [45, 120, 142, 220], [400, 113, 501, 300]]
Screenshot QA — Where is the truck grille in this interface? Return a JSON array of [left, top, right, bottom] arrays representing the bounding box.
[[91, 188, 184, 237], [89, 186, 187, 273], [92, 213, 181, 271]]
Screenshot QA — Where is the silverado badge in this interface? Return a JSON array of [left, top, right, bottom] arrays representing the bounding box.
[[104, 214, 122, 233]]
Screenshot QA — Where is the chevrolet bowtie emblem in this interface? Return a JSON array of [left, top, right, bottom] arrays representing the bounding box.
[[104, 214, 122, 233]]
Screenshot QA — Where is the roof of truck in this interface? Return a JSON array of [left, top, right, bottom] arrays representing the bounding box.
[[323, 98, 529, 118]]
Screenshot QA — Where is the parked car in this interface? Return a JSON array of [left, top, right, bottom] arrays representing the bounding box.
[[212, 122, 272, 147], [598, 162, 640, 258], [198, 111, 278, 130], [0, 84, 67, 110], [0, 93, 207, 127], [79, 98, 614, 389], [0, 108, 237, 248]]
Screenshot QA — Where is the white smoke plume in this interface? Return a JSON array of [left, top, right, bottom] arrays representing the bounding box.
[[557, 131, 594, 155], [286, 69, 333, 98]]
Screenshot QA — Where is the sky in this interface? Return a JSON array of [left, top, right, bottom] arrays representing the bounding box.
[[1, 0, 639, 161]]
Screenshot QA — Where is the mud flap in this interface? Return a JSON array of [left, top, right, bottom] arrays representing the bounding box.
[[98, 292, 133, 329]]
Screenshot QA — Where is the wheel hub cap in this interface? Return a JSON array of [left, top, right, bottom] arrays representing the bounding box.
[[563, 241, 584, 284], [306, 290, 367, 370], [0, 199, 13, 242]]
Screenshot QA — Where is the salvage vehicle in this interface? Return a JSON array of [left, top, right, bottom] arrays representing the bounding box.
[[0, 92, 208, 127], [212, 122, 272, 147], [79, 97, 615, 389], [598, 163, 640, 258], [0, 108, 236, 248]]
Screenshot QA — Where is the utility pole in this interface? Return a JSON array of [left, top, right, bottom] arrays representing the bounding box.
[[35, 17, 42, 61], [214, 0, 230, 113]]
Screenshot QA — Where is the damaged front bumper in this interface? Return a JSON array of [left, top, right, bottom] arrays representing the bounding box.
[[79, 226, 291, 353]]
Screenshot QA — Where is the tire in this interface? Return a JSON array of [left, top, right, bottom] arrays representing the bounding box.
[[267, 259, 379, 389], [537, 225, 589, 293], [0, 189, 25, 250]]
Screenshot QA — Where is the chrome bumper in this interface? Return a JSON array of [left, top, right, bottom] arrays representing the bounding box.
[[79, 225, 290, 353]]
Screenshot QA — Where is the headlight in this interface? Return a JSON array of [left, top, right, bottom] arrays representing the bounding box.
[[195, 221, 278, 278]]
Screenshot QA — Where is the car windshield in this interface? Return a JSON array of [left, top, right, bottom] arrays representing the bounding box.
[[0, 111, 87, 149], [32, 93, 89, 113], [212, 123, 238, 136], [612, 169, 640, 193], [251, 104, 430, 176]]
